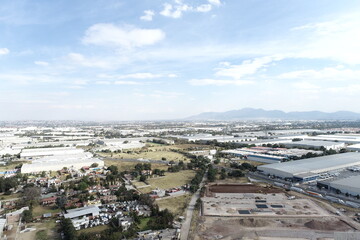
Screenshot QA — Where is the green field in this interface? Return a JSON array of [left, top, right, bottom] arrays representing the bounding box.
[[156, 194, 191, 216], [104, 159, 169, 172], [78, 225, 109, 234], [98, 144, 209, 163], [32, 205, 61, 217], [139, 170, 196, 193]]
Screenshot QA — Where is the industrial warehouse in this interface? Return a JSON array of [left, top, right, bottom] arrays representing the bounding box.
[[318, 175, 360, 196], [257, 152, 360, 182]]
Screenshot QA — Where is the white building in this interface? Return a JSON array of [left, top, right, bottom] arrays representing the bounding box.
[[283, 140, 345, 150], [258, 152, 360, 182], [322, 175, 360, 196], [21, 147, 84, 159]]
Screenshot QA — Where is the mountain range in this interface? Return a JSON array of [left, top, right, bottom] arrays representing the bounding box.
[[187, 108, 360, 121]]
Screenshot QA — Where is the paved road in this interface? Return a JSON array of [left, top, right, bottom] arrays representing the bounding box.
[[180, 174, 207, 240]]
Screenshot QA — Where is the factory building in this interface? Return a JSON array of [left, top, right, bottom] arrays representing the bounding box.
[[318, 175, 360, 196], [347, 143, 360, 152], [222, 149, 286, 163], [21, 155, 104, 173], [304, 134, 360, 144], [20, 147, 84, 159], [283, 140, 345, 150], [20, 148, 104, 173], [258, 152, 360, 182]]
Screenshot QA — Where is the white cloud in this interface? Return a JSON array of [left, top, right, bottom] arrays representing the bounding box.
[[134, 90, 183, 98], [188, 78, 253, 86], [140, 10, 155, 21], [34, 61, 49, 66], [0, 48, 9, 55], [51, 104, 95, 109], [208, 0, 221, 6], [98, 73, 176, 79], [67, 53, 116, 69], [114, 81, 142, 85], [326, 84, 360, 95], [82, 24, 165, 48], [160, 0, 220, 18], [215, 55, 283, 79], [291, 14, 360, 64], [95, 81, 112, 85], [196, 4, 212, 12], [278, 67, 360, 81], [292, 81, 320, 94]]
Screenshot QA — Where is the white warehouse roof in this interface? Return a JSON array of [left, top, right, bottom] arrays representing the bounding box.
[[64, 205, 100, 219], [258, 152, 360, 178]]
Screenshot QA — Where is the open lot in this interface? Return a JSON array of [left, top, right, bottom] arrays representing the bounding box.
[[104, 159, 169, 172], [138, 170, 196, 193], [194, 216, 355, 240], [206, 184, 283, 195], [32, 205, 61, 218], [98, 144, 209, 163], [194, 183, 359, 240], [157, 194, 192, 216], [202, 193, 330, 217], [18, 219, 58, 240]]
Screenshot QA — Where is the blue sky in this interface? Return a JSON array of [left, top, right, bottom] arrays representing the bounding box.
[[1, 0, 360, 120]]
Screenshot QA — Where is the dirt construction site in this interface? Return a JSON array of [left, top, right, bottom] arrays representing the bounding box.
[[193, 184, 360, 240]]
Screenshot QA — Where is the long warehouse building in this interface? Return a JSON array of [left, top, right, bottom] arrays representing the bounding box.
[[258, 152, 360, 182]]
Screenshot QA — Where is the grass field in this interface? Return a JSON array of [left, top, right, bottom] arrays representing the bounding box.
[[0, 192, 21, 200], [98, 143, 209, 163], [138, 217, 151, 231], [100, 150, 189, 162], [157, 194, 191, 216], [19, 219, 59, 240], [32, 205, 61, 217], [78, 225, 108, 234], [104, 159, 169, 172], [139, 170, 196, 193]]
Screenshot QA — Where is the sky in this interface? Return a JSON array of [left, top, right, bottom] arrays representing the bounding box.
[[1, 0, 360, 121]]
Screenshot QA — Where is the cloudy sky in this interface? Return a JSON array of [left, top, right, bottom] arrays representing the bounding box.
[[1, 0, 360, 120]]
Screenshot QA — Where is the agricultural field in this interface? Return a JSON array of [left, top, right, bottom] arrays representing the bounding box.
[[138, 170, 196, 193], [157, 194, 191, 217]]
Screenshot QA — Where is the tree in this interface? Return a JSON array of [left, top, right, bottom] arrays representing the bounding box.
[[22, 209, 33, 223], [78, 182, 89, 191], [90, 163, 99, 168], [23, 187, 41, 207], [139, 175, 147, 182], [56, 195, 68, 213], [60, 218, 77, 240], [107, 165, 118, 175]]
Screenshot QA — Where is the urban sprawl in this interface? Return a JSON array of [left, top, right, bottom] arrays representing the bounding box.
[[1, 121, 360, 239]]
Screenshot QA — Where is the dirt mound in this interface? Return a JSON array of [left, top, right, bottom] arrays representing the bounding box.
[[304, 219, 352, 231], [239, 218, 269, 227]]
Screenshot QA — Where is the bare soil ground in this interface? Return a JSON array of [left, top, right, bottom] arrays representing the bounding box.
[[207, 184, 283, 196], [194, 216, 355, 240]]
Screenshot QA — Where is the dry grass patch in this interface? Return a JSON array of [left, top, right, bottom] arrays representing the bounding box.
[[157, 194, 192, 216], [104, 160, 168, 172], [139, 170, 196, 193], [32, 205, 61, 218]]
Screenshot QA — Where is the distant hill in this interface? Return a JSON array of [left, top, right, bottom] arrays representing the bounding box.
[[187, 108, 360, 120]]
